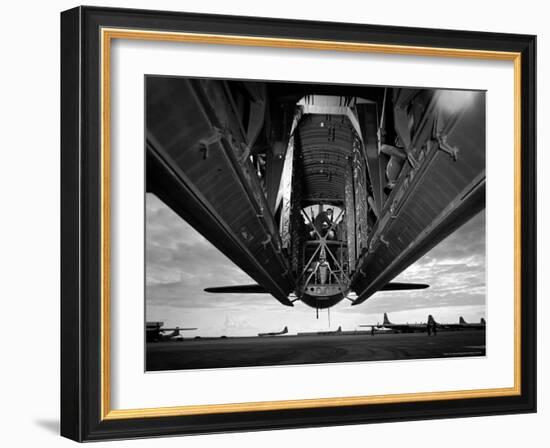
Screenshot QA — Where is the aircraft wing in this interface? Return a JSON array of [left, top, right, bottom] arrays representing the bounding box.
[[146, 77, 294, 307], [379, 282, 429, 291], [204, 284, 267, 294], [352, 91, 485, 305], [205, 282, 428, 295]]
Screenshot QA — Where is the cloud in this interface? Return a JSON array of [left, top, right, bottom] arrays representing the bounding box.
[[365, 212, 486, 314]]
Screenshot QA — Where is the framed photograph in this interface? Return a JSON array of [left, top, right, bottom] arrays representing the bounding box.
[[60, 6, 536, 441]]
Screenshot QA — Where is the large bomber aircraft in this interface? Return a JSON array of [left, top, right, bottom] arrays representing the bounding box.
[[147, 78, 485, 314], [258, 326, 289, 337]]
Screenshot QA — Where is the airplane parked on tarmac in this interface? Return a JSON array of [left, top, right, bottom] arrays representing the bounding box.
[[297, 326, 343, 336], [317, 325, 342, 335], [457, 316, 487, 329], [360, 313, 429, 333], [258, 326, 289, 337], [360, 313, 486, 333]]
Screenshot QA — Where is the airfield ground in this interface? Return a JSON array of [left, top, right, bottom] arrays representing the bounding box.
[[146, 329, 486, 371]]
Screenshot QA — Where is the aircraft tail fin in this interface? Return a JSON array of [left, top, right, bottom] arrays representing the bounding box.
[[480, 318, 486, 325], [282, 326, 288, 334], [383, 313, 392, 326], [337, 326, 342, 333], [459, 316, 467, 324]]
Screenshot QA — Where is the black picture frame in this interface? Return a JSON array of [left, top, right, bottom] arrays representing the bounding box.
[[61, 6, 536, 442]]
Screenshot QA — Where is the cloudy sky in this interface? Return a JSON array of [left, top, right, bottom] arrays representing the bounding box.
[[146, 193, 486, 337]]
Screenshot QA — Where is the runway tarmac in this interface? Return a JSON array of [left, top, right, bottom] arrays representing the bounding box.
[[146, 329, 486, 371]]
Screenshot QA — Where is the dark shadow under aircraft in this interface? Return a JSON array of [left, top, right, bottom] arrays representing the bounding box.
[[146, 78, 485, 315]]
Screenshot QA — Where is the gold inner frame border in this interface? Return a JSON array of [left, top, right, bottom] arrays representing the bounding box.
[[99, 27, 522, 420]]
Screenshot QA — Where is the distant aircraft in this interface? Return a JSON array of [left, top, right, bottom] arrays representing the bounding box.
[[147, 78, 485, 314], [457, 316, 487, 329], [360, 313, 429, 333], [425, 315, 487, 331], [258, 326, 289, 337], [297, 326, 343, 336], [146, 322, 197, 342], [316, 326, 342, 335], [360, 313, 486, 333]]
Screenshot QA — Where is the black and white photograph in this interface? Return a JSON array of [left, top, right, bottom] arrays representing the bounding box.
[[1, 0, 544, 443], [145, 77, 486, 371]]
